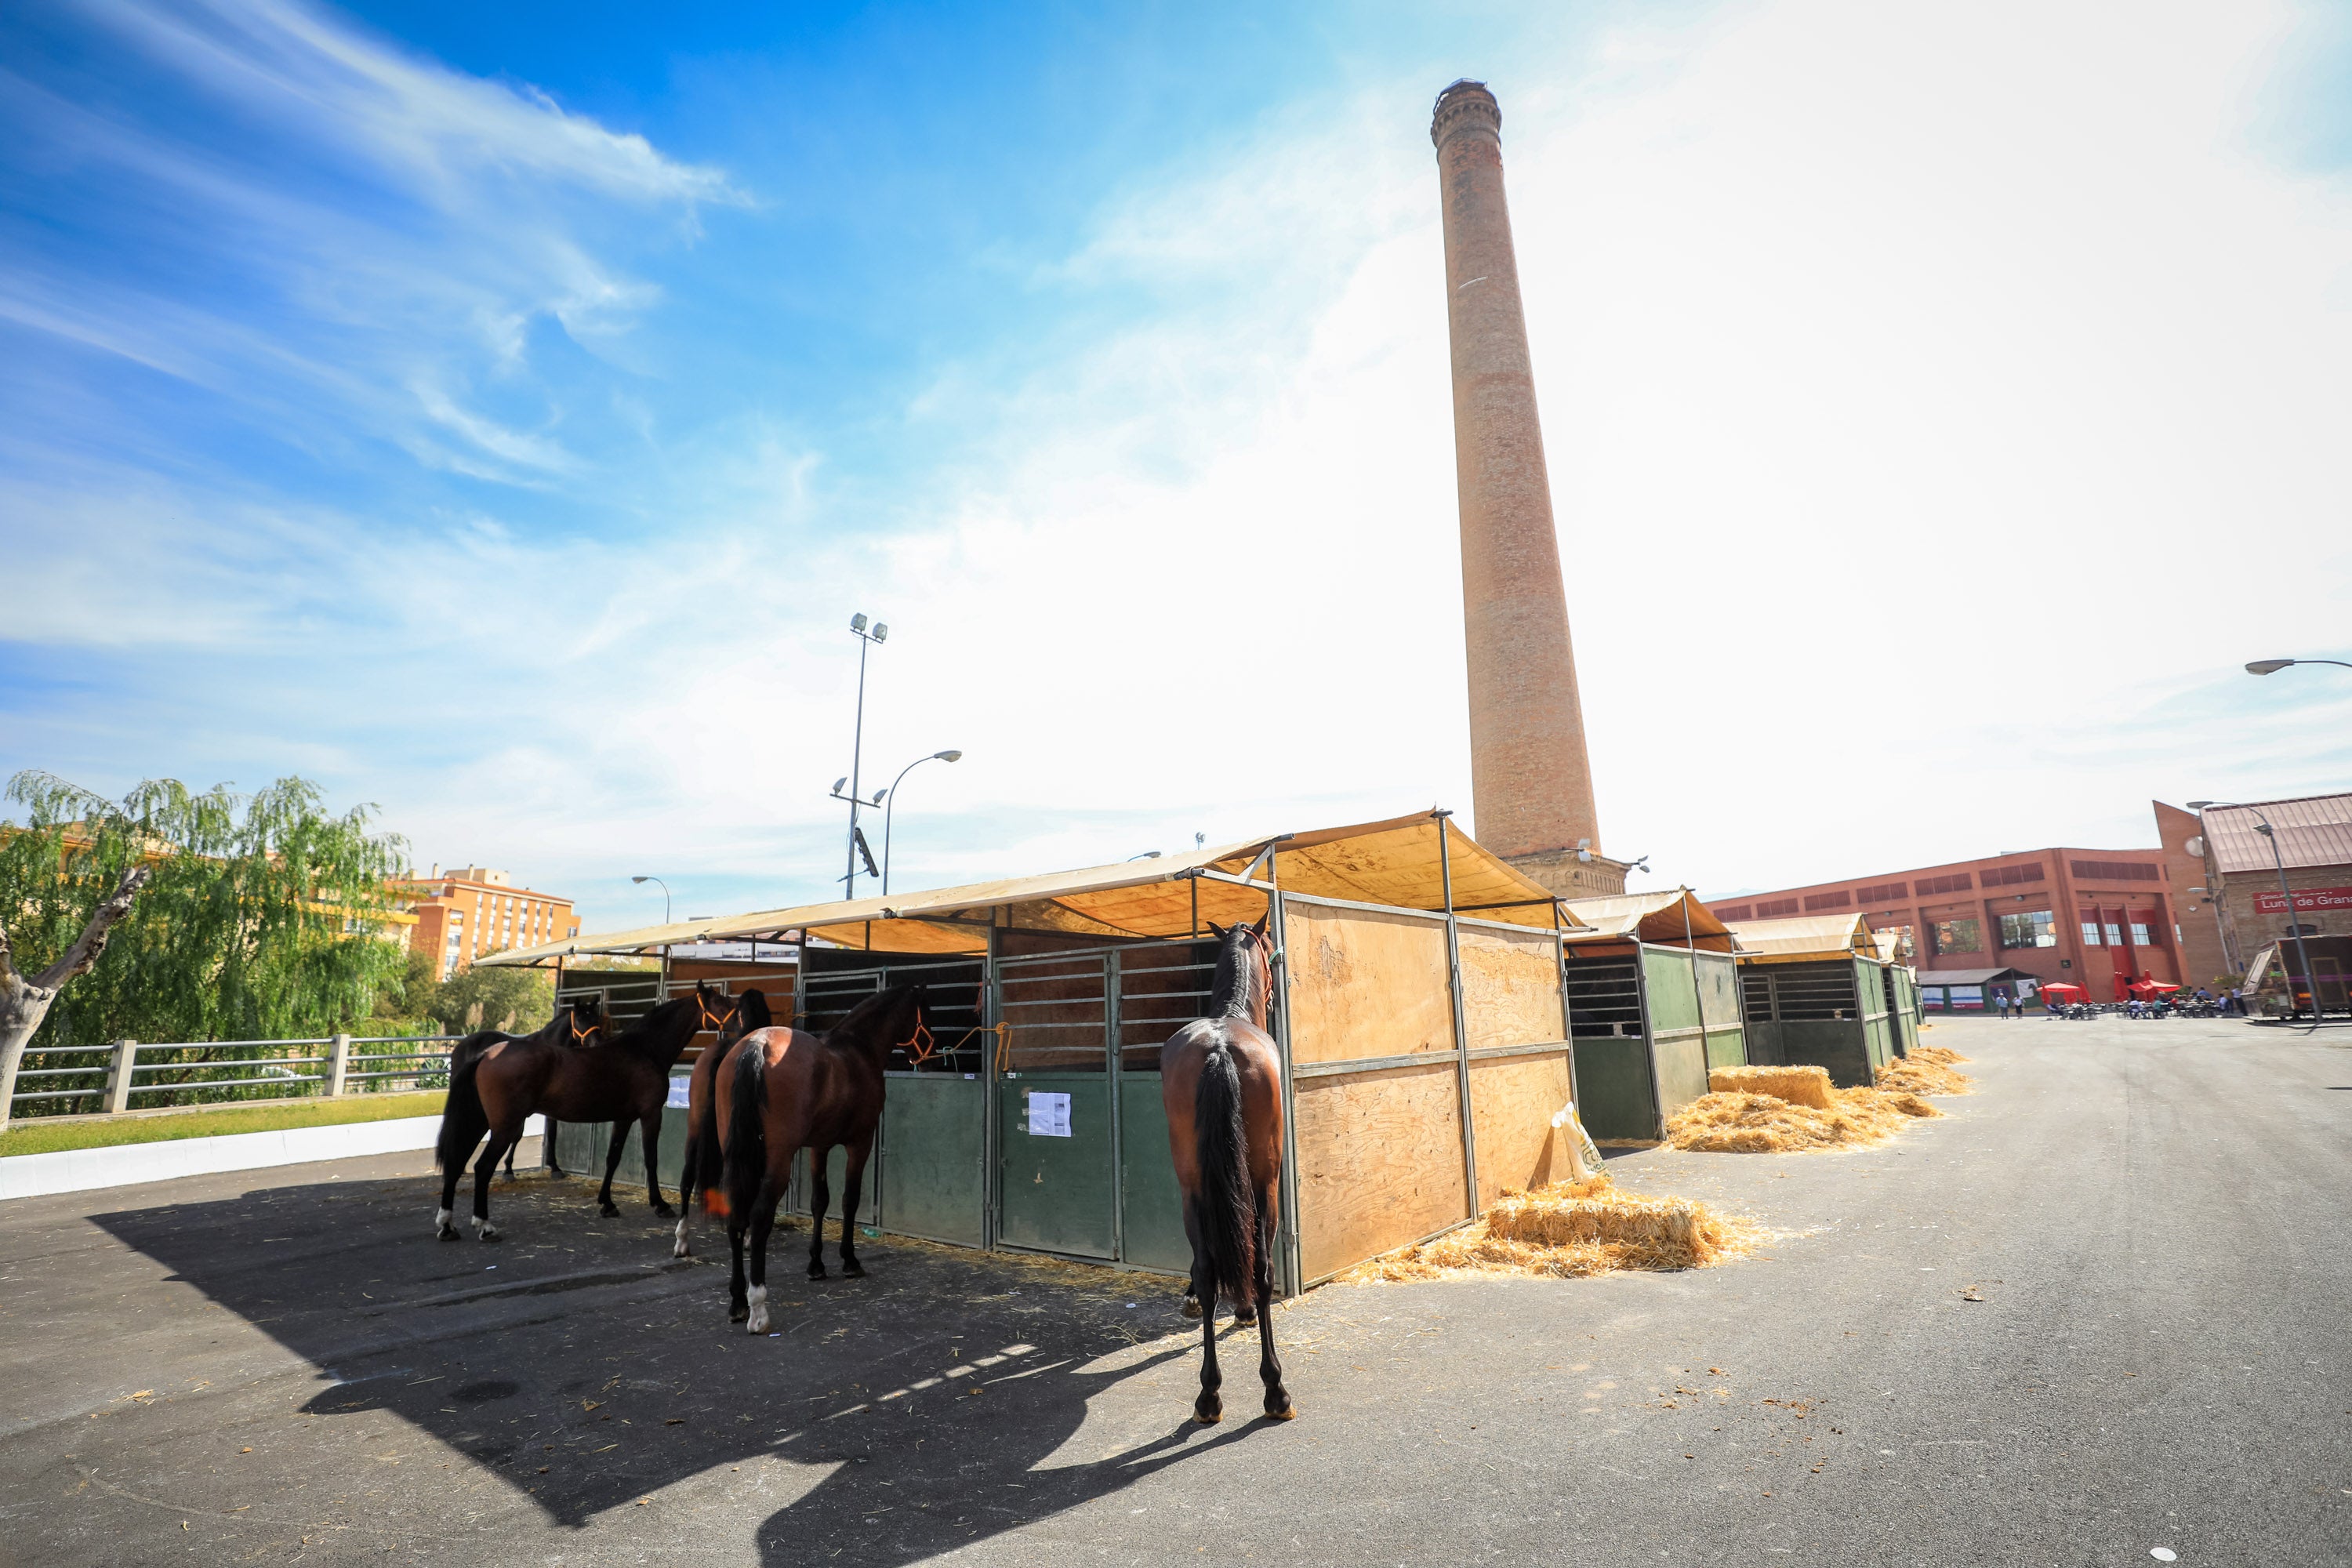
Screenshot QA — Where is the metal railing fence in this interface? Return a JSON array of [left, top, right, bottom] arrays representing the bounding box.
[[4, 1033, 466, 1124]]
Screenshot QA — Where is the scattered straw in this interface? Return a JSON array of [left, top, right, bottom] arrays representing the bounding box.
[[1876, 1051, 1973, 1097], [1666, 1083, 1941, 1153], [1707, 1064, 1834, 1110], [1345, 1174, 1754, 1283]]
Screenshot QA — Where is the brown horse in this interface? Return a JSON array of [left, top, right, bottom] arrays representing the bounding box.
[[671, 986, 773, 1258], [1160, 914, 1294, 1423], [715, 984, 927, 1333], [434, 987, 708, 1241]]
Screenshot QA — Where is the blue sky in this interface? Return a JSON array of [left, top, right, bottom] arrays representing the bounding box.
[[4, 0, 2349, 933]]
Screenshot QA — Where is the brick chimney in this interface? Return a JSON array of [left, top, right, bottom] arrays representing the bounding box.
[[1431, 81, 1618, 897]]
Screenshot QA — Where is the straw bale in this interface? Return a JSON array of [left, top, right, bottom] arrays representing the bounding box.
[[1707, 1064, 1835, 1110], [1345, 1174, 1754, 1283], [1908, 1044, 1971, 1066]]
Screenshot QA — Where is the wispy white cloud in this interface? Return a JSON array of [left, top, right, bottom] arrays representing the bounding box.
[[5, 0, 2347, 935]]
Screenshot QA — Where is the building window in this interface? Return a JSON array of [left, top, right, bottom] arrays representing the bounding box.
[[2104, 921, 2124, 946], [1999, 911, 2056, 949], [2079, 918, 2100, 946], [1930, 918, 1984, 956], [2129, 921, 2152, 946], [1856, 881, 1907, 904]]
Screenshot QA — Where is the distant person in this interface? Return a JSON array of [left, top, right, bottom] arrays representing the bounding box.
[[1991, 985, 2012, 1019]]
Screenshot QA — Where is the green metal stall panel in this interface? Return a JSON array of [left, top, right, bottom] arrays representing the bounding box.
[[996, 1076, 1116, 1258], [881, 1073, 985, 1246], [1696, 950, 1747, 1071], [1641, 947, 1715, 1118], [1568, 1037, 1657, 1142], [550, 1106, 690, 1195], [1117, 1074, 1191, 1272]]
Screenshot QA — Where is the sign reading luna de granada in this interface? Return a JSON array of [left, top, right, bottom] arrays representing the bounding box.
[[2253, 885, 2352, 915]]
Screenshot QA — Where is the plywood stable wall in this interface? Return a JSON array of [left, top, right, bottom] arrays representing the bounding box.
[[1458, 925, 1564, 1051], [1283, 901, 1452, 1066], [1468, 1051, 1575, 1210], [1295, 1060, 1467, 1280]]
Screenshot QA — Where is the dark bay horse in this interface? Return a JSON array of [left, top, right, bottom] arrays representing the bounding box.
[[715, 985, 927, 1333], [671, 986, 773, 1258], [1160, 914, 1293, 1423], [434, 987, 709, 1241]]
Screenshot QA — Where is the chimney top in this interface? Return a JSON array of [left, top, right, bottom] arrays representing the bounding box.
[[1432, 79, 1500, 147]]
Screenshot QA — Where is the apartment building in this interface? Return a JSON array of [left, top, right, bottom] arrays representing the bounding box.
[[396, 865, 579, 980]]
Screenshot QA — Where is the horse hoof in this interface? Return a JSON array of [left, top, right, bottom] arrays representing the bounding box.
[[1180, 1296, 1203, 1319], [841, 1259, 866, 1279], [728, 1301, 749, 1323], [807, 1264, 828, 1281], [1265, 1394, 1296, 1420], [746, 1287, 770, 1334], [436, 1225, 459, 1243], [1234, 1308, 1258, 1327], [1193, 1401, 1222, 1425], [598, 1203, 620, 1219], [477, 1226, 501, 1243], [652, 1203, 676, 1219]]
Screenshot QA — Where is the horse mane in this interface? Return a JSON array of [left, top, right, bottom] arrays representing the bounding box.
[[606, 993, 701, 1059], [737, 988, 773, 1031], [1208, 923, 1270, 1023], [826, 984, 924, 1058]]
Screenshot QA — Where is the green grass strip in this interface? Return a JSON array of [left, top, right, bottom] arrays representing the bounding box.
[[0, 1092, 448, 1157]]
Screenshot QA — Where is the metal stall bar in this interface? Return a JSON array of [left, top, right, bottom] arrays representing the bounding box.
[[1433, 812, 1479, 1219], [1106, 946, 1125, 1263], [982, 917, 1000, 1252]]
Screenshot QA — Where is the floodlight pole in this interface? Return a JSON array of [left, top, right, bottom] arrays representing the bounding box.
[[840, 615, 889, 900]]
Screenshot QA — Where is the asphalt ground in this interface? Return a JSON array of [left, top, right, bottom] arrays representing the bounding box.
[[2, 1014, 2347, 1566]]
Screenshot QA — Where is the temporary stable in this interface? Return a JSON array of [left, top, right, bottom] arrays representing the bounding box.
[[485, 811, 1597, 1291], [1556, 890, 1746, 1142], [1725, 913, 1918, 1087]]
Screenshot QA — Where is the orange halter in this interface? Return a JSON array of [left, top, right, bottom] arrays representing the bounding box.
[[566, 1009, 599, 1046], [692, 991, 733, 1035]]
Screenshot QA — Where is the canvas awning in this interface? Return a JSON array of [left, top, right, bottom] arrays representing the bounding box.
[[1723, 911, 1880, 964], [1558, 888, 1733, 951], [479, 811, 1577, 966]]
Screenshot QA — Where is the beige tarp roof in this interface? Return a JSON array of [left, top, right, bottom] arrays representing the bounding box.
[[480, 811, 1574, 966], [1559, 888, 1734, 949], [1724, 912, 1880, 963]]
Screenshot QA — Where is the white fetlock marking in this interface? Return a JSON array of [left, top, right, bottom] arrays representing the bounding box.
[[673, 1217, 691, 1258], [746, 1286, 769, 1335], [434, 1207, 451, 1232]]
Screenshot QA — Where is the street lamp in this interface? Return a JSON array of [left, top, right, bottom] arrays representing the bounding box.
[[2246, 658, 2352, 676], [2187, 800, 2324, 1029], [837, 613, 891, 899], [878, 750, 963, 895], [630, 875, 672, 925]]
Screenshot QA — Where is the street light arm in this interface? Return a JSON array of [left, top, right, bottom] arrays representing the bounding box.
[[879, 749, 964, 896]]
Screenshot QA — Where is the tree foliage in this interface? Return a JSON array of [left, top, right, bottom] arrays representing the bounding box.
[[425, 964, 554, 1035], [0, 771, 411, 1051]]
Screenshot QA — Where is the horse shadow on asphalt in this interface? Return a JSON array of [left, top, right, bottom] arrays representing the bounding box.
[[90, 1163, 1287, 1564]]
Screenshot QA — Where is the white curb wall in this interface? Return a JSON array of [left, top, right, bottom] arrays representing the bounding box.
[[0, 1113, 545, 1202]]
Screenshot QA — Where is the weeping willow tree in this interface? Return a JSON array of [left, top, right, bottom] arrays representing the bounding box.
[[0, 771, 410, 1120]]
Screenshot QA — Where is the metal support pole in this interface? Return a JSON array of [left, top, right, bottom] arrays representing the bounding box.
[[982, 918, 1000, 1253], [1267, 845, 1304, 1297], [326, 1033, 352, 1098], [1632, 942, 1667, 1142], [1433, 812, 1480, 1218], [104, 1039, 139, 1115], [1554, 903, 1580, 1117], [1106, 946, 1124, 1262], [1681, 893, 1708, 1068]]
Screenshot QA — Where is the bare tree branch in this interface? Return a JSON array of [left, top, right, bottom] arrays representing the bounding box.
[[31, 866, 153, 992]]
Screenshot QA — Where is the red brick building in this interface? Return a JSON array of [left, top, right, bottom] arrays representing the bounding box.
[[1704, 843, 2188, 1001]]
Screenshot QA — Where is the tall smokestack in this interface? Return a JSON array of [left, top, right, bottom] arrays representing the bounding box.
[[1431, 80, 1610, 892]]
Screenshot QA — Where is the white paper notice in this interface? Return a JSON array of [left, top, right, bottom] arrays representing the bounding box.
[[1025, 1091, 1072, 1138], [666, 1077, 691, 1110]]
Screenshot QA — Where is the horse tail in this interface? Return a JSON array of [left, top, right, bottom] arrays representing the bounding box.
[[693, 1047, 732, 1217], [1192, 1033, 1257, 1307], [721, 1036, 768, 1224], [436, 1034, 492, 1175]]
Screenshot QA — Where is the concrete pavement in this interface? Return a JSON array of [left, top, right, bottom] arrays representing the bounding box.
[[1, 1014, 2346, 1565]]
